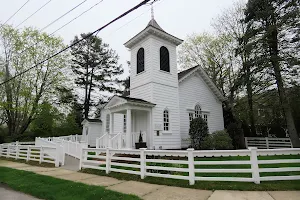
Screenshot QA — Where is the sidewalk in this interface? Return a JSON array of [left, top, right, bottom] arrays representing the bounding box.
[[0, 160, 299, 200]]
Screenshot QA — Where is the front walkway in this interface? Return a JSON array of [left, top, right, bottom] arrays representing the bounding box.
[[0, 184, 41, 200], [0, 160, 299, 200]]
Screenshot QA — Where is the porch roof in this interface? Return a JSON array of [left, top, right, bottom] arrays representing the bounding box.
[[105, 95, 155, 110]]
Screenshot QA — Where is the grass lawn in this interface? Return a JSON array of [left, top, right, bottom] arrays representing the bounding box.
[[0, 157, 55, 168], [81, 154, 300, 191], [0, 167, 140, 200]]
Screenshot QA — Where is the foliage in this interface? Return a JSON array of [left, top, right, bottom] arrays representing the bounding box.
[[244, 0, 300, 147], [30, 102, 60, 137], [202, 130, 234, 150], [189, 117, 209, 150], [226, 122, 245, 149], [70, 33, 124, 118], [0, 25, 68, 136]]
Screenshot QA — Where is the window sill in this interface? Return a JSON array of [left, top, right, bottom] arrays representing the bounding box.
[[162, 131, 172, 135], [159, 70, 171, 75], [136, 70, 146, 76]]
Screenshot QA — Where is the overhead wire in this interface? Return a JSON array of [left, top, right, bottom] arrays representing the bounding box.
[[15, 0, 53, 28], [0, 0, 31, 28], [40, 0, 88, 32], [50, 0, 104, 35], [0, 0, 152, 86]]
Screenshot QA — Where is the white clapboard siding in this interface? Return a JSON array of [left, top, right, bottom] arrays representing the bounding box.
[[179, 74, 224, 148]]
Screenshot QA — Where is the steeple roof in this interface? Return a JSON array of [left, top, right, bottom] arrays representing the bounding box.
[[147, 18, 164, 31], [124, 18, 183, 49]]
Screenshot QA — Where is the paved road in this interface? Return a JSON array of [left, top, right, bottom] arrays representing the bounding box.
[[0, 184, 41, 200]]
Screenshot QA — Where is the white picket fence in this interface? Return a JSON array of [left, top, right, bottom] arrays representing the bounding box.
[[0, 144, 60, 167], [35, 137, 65, 165], [245, 137, 293, 149], [52, 137, 87, 159], [80, 147, 300, 185]]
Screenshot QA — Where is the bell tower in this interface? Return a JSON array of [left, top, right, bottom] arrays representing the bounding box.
[[124, 15, 183, 149]]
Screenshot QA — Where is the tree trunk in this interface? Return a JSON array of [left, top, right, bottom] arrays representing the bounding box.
[[245, 65, 256, 136], [268, 19, 300, 147]]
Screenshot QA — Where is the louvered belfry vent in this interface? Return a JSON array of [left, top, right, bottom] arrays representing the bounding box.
[[160, 46, 170, 72], [137, 48, 145, 74]]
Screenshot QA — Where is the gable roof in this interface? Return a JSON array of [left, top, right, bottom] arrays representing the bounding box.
[[124, 19, 183, 49], [81, 118, 102, 125], [178, 66, 226, 102], [105, 95, 155, 109], [178, 66, 198, 80]]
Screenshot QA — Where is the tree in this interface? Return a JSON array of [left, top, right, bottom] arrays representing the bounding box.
[[244, 0, 300, 147], [30, 102, 60, 137], [70, 33, 123, 119], [0, 25, 68, 136], [189, 117, 209, 150]]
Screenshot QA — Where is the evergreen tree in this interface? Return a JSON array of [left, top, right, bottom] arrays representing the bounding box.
[[244, 0, 300, 147], [70, 33, 123, 119]]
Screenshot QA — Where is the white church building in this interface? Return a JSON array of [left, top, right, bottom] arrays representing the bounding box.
[[82, 18, 225, 149]]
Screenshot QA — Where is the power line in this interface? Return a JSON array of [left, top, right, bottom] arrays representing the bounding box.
[[15, 0, 53, 28], [0, 0, 31, 27], [104, 0, 164, 38], [0, 0, 152, 86], [13, 0, 91, 58], [40, 0, 88, 32], [50, 0, 104, 35]]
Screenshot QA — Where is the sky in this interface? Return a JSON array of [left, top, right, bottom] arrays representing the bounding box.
[[0, 0, 237, 79]]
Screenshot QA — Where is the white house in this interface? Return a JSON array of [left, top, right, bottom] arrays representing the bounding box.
[[93, 17, 225, 149]]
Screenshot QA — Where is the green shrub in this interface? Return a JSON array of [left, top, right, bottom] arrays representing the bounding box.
[[189, 117, 209, 150], [226, 122, 245, 149], [201, 130, 234, 150]]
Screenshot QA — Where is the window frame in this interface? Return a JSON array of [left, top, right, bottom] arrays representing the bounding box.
[[123, 114, 127, 133], [106, 114, 110, 133], [163, 109, 170, 131], [160, 46, 170, 73], [194, 104, 202, 118], [137, 47, 145, 74]]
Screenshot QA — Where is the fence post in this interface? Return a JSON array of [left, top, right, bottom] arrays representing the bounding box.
[[15, 141, 19, 160], [27, 146, 30, 162], [96, 138, 99, 149], [79, 146, 83, 170], [265, 137, 269, 149], [7, 145, 10, 158], [249, 147, 260, 184], [187, 148, 195, 185], [245, 137, 248, 148], [140, 148, 147, 179], [55, 143, 60, 167], [39, 147, 43, 164], [106, 148, 110, 174], [0, 144, 2, 157]]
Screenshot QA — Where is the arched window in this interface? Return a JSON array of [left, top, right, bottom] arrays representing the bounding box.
[[137, 48, 144, 74], [163, 109, 169, 131], [194, 104, 202, 118], [160, 46, 170, 72]]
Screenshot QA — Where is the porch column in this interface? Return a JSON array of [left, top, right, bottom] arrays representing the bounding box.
[[126, 109, 132, 149]]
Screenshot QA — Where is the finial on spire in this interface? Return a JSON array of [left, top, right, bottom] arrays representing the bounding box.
[[151, 3, 154, 20]]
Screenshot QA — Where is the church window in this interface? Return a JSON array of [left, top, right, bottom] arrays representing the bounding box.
[[203, 114, 208, 122], [123, 115, 127, 133], [137, 48, 145, 74], [163, 109, 169, 131], [106, 114, 110, 133], [194, 104, 202, 118], [189, 113, 193, 123], [160, 46, 170, 72]]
